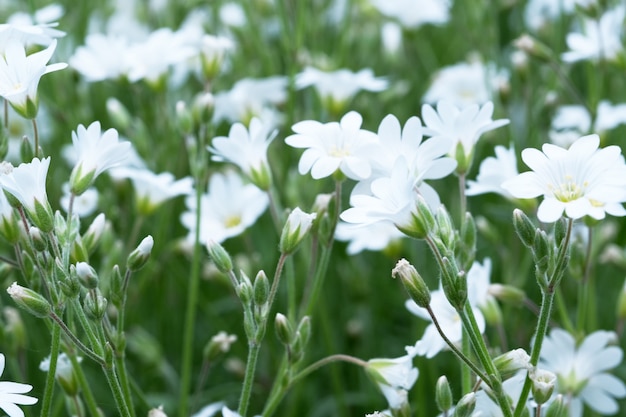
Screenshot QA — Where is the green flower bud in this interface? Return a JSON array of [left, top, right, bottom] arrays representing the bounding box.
[[253, 270, 269, 307], [392, 259, 430, 308], [400, 195, 436, 239], [453, 393, 476, 417], [206, 239, 233, 273], [533, 230, 551, 275], [435, 206, 456, 251], [237, 280, 253, 305], [82, 213, 106, 254], [274, 313, 293, 346], [553, 217, 567, 245], [0, 210, 21, 244], [295, 316, 311, 347], [192, 92, 214, 126], [279, 207, 316, 254], [29, 226, 47, 251], [489, 284, 526, 307], [481, 297, 503, 326], [20, 135, 34, 162], [109, 265, 124, 308], [203, 331, 237, 361], [84, 289, 108, 321], [459, 212, 476, 271], [69, 163, 96, 196], [32, 198, 54, 233], [493, 348, 530, 378], [106, 98, 132, 130], [513, 209, 536, 248], [435, 375, 452, 412], [6, 282, 51, 318], [441, 257, 467, 310], [545, 395, 568, 417], [127, 235, 153, 271], [40, 353, 81, 397]]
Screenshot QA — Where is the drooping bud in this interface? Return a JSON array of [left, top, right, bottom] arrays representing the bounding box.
[[274, 313, 293, 346], [493, 348, 530, 377], [74, 262, 99, 289], [392, 259, 430, 308]]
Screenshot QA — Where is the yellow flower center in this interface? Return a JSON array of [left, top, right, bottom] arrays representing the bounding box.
[[550, 175, 588, 202], [224, 215, 242, 228], [328, 145, 350, 158]]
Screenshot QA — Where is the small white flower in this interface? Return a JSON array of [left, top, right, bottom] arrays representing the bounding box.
[[211, 331, 237, 353], [69, 34, 130, 82], [0, 40, 67, 118], [367, 344, 419, 410], [181, 171, 268, 244], [209, 118, 276, 189], [561, 5, 625, 63], [466, 145, 519, 199], [0, 352, 38, 416], [540, 328, 626, 417], [285, 111, 378, 180], [148, 405, 168, 417], [422, 100, 510, 159], [369, 0, 450, 29], [295, 66, 387, 110], [502, 135, 626, 223], [69, 121, 132, 195], [0, 6, 65, 51], [335, 221, 405, 255]]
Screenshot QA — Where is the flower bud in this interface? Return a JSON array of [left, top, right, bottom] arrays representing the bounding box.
[[530, 367, 556, 405], [192, 92, 214, 126], [295, 316, 311, 347], [514, 34, 553, 62], [6, 282, 51, 318], [513, 209, 535, 248], [82, 213, 106, 254], [453, 392, 476, 417], [84, 289, 108, 321], [106, 98, 132, 130], [435, 206, 456, 251], [493, 348, 530, 377], [274, 313, 293, 346], [489, 284, 526, 307], [127, 235, 153, 271], [109, 265, 124, 308], [253, 270, 269, 307], [545, 394, 568, 417], [40, 353, 81, 397], [20, 136, 34, 162], [454, 140, 472, 175], [237, 280, 253, 305], [74, 262, 98, 289], [148, 405, 168, 417], [32, 198, 54, 233], [441, 257, 467, 310], [0, 208, 21, 245], [435, 375, 452, 412], [392, 259, 430, 308], [533, 230, 551, 275], [553, 217, 567, 245], [279, 207, 316, 254], [206, 239, 233, 273]]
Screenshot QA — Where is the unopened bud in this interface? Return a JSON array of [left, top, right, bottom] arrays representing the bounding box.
[[493, 348, 530, 377], [514, 34, 553, 62], [530, 367, 556, 405], [127, 235, 153, 271], [435, 375, 452, 412], [392, 259, 430, 308], [295, 316, 311, 347], [7, 282, 51, 318], [74, 262, 98, 289], [253, 270, 269, 307], [533, 230, 551, 275], [83, 213, 106, 253], [453, 392, 476, 417], [29, 226, 47, 251], [274, 313, 293, 345], [513, 209, 535, 248], [435, 206, 456, 250], [489, 284, 526, 306], [148, 405, 168, 417], [279, 207, 316, 254], [545, 394, 568, 417], [206, 239, 233, 273], [84, 289, 108, 321], [203, 331, 237, 361]]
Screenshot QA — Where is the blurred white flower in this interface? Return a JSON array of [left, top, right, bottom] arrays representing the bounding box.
[[70, 34, 130, 82], [190, 401, 224, 417], [466, 144, 519, 199], [60, 183, 98, 218], [367, 343, 419, 410], [0, 352, 38, 416], [0, 40, 67, 118], [181, 170, 268, 244], [295, 66, 387, 111], [209, 117, 276, 189], [213, 76, 287, 125], [0, 5, 65, 51], [285, 111, 378, 180], [369, 0, 450, 28], [381, 22, 403, 56], [405, 287, 486, 358], [335, 221, 404, 254], [422, 100, 510, 159], [540, 328, 626, 417], [423, 60, 508, 107], [110, 167, 193, 214], [562, 5, 625, 63], [502, 135, 626, 223], [524, 0, 577, 32], [219, 3, 247, 27], [550, 102, 626, 148]]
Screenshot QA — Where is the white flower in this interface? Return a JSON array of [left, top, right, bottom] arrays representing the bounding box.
[[285, 111, 378, 180], [189, 402, 224, 417], [180, 170, 268, 244], [0, 157, 53, 231], [110, 167, 193, 214], [148, 405, 168, 417], [524, 0, 577, 32], [562, 5, 625, 63], [69, 34, 130, 82], [466, 145, 519, 199], [406, 288, 485, 358], [502, 135, 626, 223], [209, 117, 276, 189], [423, 60, 508, 107], [0, 40, 67, 118], [369, 0, 450, 29], [0, 6, 65, 51], [549, 105, 591, 148], [367, 344, 419, 410], [212, 76, 287, 125], [422, 100, 510, 160], [335, 221, 405, 255], [540, 328, 626, 417], [295, 66, 387, 110], [0, 352, 38, 416], [69, 121, 132, 195], [596, 101, 626, 132], [279, 207, 316, 253]]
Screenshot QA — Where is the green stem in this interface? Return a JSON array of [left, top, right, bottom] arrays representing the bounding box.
[[116, 355, 136, 417], [103, 363, 132, 417], [238, 342, 261, 417], [69, 299, 104, 357], [39, 321, 61, 417], [49, 311, 104, 365], [513, 219, 573, 417], [32, 118, 39, 158]]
